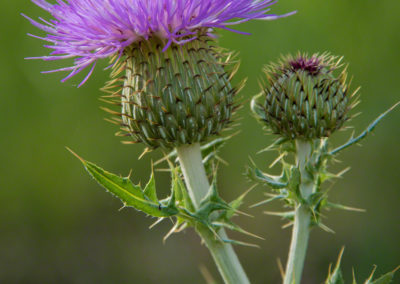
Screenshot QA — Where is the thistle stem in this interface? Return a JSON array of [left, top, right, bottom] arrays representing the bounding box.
[[284, 140, 315, 284], [177, 143, 250, 284]]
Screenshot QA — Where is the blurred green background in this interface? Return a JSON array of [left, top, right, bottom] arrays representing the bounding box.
[[1, 1, 399, 283]]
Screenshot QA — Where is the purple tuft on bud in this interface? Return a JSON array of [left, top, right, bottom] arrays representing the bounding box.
[[288, 55, 324, 76]]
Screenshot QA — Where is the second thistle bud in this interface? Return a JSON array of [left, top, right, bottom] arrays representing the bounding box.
[[252, 53, 357, 139]]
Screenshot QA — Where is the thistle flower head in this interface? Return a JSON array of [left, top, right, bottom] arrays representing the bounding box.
[[24, 0, 294, 86], [25, 0, 294, 149], [252, 53, 358, 140], [103, 38, 242, 149]]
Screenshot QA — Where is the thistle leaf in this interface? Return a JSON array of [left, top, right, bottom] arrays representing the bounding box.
[[325, 247, 345, 284], [168, 160, 195, 212], [365, 266, 399, 284], [287, 167, 301, 193], [143, 170, 158, 202], [330, 102, 400, 156], [247, 165, 288, 189], [68, 148, 177, 218], [197, 182, 231, 220]]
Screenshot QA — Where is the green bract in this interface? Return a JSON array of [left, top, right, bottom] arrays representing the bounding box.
[[103, 37, 240, 149], [252, 53, 358, 139]]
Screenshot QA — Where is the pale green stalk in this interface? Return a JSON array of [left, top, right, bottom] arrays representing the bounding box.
[[177, 143, 250, 284], [284, 140, 315, 284]]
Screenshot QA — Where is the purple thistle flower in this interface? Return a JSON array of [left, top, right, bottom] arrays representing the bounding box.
[[24, 0, 295, 86]]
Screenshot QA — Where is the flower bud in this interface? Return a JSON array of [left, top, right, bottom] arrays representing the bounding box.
[[104, 38, 239, 149], [252, 53, 357, 139]]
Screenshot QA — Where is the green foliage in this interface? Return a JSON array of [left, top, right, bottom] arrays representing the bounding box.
[[325, 248, 345, 284], [364, 266, 400, 284], [329, 102, 400, 155], [70, 148, 257, 246], [248, 102, 399, 230], [68, 148, 178, 218], [325, 249, 399, 284]]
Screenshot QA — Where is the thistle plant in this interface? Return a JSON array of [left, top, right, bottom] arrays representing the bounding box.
[[24, 0, 294, 283], [250, 53, 399, 284], [24, 1, 399, 283]]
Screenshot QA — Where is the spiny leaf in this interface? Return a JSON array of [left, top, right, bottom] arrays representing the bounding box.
[[330, 102, 400, 156], [212, 221, 264, 240], [365, 266, 399, 284], [68, 148, 176, 218], [320, 167, 351, 183], [227, 190, 247, 213], [212, 185, 254, 228], [325, 247, 345, 284], [353, 269, 358, 284], [247, 164, 288, 189], [287, 167, 301, 194], [143, 169, 157, 202], [168, 160, 195, 212], [197, 182, 231, 220]]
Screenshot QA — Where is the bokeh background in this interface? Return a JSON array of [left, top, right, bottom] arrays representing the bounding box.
[[1, 1, 399, 283]]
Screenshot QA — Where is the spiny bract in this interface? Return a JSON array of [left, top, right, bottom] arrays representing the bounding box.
[[103, 38, 241, 149], [252, 53, 359, 139]]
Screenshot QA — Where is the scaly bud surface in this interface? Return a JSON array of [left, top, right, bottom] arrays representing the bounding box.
[[252, 53, 357, 139], [103, 38, 239, 149]]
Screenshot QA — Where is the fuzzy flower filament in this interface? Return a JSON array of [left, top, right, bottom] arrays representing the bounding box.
[[24, 0, 295, 86]]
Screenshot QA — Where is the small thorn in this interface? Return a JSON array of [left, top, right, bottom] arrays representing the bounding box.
[[163, 221, 179, 243], [318, 222, 335, 234], [269, 153, 286, 168], [139, 148, 151, 159], [277, 258, 285, 281], [366, 265, 378, 282], [281, 221, 293, 229], [149, 217, 165, 229], [235, 209, 254, 218], [65, 147, 85, 163], [199, 265, 217, 284], [127, 169, 133, 179], [264, 211, 294, 218], [336, 167, 351, 178]]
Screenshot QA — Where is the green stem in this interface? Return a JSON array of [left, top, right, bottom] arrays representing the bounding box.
[[177, 143, 250, 284], [284, 140, 315, 284]]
